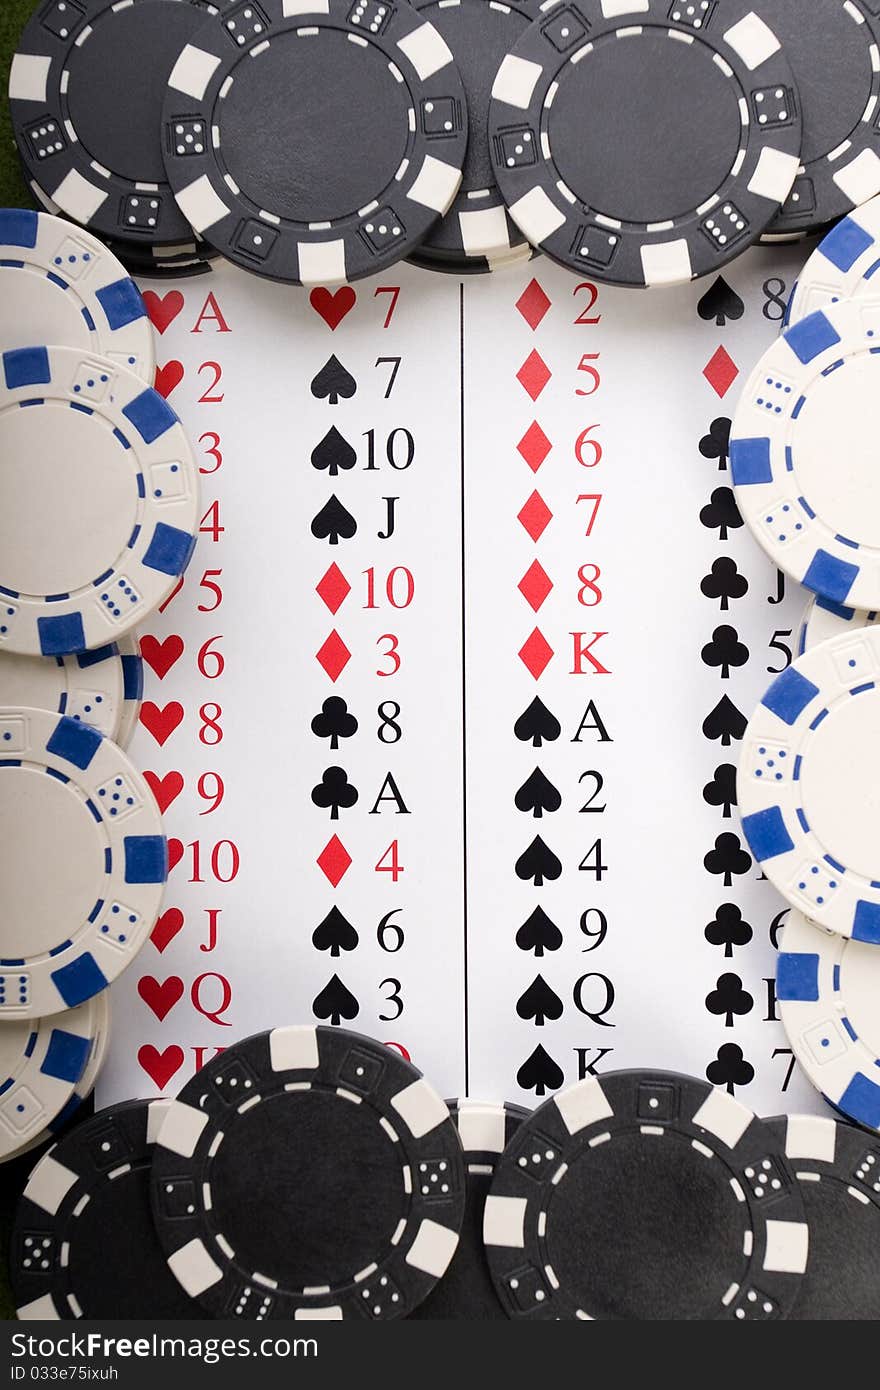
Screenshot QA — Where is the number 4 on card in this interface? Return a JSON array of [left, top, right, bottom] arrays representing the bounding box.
[[376, 841, 404, 881]]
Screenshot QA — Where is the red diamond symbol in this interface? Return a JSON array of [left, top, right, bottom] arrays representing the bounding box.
[[317, 834, 351, 887], [516, 280, 551, 331], [519, 628, 553, 680], [316, 563, 351, 614], [703, 346, 739, 399], [518, 490, 552, 542], [517, 350, 551, 401], [518, 560, 553, 612], [517, 421, 552, 473], [316, 630, 351, 681]]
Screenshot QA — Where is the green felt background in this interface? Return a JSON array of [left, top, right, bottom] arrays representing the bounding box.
[[1, 0, 37, 210], [0, 0, 48, 1323]]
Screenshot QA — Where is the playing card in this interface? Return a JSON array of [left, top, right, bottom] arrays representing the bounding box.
[[101, 250, 822, 1117]]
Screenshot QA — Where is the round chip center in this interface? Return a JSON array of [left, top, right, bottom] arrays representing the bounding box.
[[543, 1129, 747, 1318], [0, 404, 138, 596], [0, 764, 105, 959], [64, 2, 208, 184], [793, 351, 880, 547], [800, 691, 880, 880], [839, 937, 880, 1058], [793, 1177, 880, 1320], [217, 32, 412, 225], [546, 31, 741, 224], [208, 1089, 407, 1291], [0, 269, 90, 358], [768, 0, 874, 166], [67, 1160, 193, 1317]]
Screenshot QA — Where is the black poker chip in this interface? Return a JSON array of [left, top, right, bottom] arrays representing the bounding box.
[[105, 235, 218, 264], [408, 0, 536, 269], [22, 162, 216, 275], [118, 256, 214, 279], [159, 0, 469, 285], [9, 0, 226, 248], [483, 1070, 810, 1320], [11, 1100, 204, 1320], [408, 1100, 529, 1319], [487, 0, 803, 287], [107, 241, 215, 279], [764, 1115, 880, 1321], [763, 0, 880, 238], [150, 1026, 467, 1319], [407, 242, 536, 276]]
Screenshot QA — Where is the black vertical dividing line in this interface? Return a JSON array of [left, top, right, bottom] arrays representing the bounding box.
[[459, 280, 469, 1096]]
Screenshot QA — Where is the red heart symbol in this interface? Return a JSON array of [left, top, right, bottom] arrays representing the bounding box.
[[154, 360, 184, 399], [144, 770, 184, 814], [138, 1043, 184, 1091], [140, 701, 184, 746], [143, 290, 185, 334], [140, 634, 184, 679], [167, 838, 184, 873], [309, 286, 356, 330], [151, 907, 184, 953], [138, 974, 185, 1021]]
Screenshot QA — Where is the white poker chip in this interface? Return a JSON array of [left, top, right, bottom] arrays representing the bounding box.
[[65, 987, 111, 1107], [2, 991, 112, 1165], [0, 634, 142, 744], [798, 595, 880, 657], [739, 624, 880, 942], [778, 909, 880, 1134], [786, 193, 880, 326], [115, 631, 143, 751], [0, 208, 155, 383], [0, 994, 104, 1162], [731, 299, 880, 611], [0, 345, 199, 656], [0, 706, 167, 1018]]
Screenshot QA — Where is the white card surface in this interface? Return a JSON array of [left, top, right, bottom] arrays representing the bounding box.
[[99, 247, 822, 1118]]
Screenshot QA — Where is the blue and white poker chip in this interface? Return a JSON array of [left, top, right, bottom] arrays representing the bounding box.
[[798, 594, 880, 657], [0, 993, 105, 1162], [731, 300, 880, 611], [0, 632, 142, 746], [114, 632, 144, 752], [0, 706, 167, 1019], [778, 909, 880, 1134], [739, 624, 880, 942], [0, 209, 155, 384], [4, 991, 112, 1166], [786, 193, 880, 325], [0, 345, 198, 657]]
